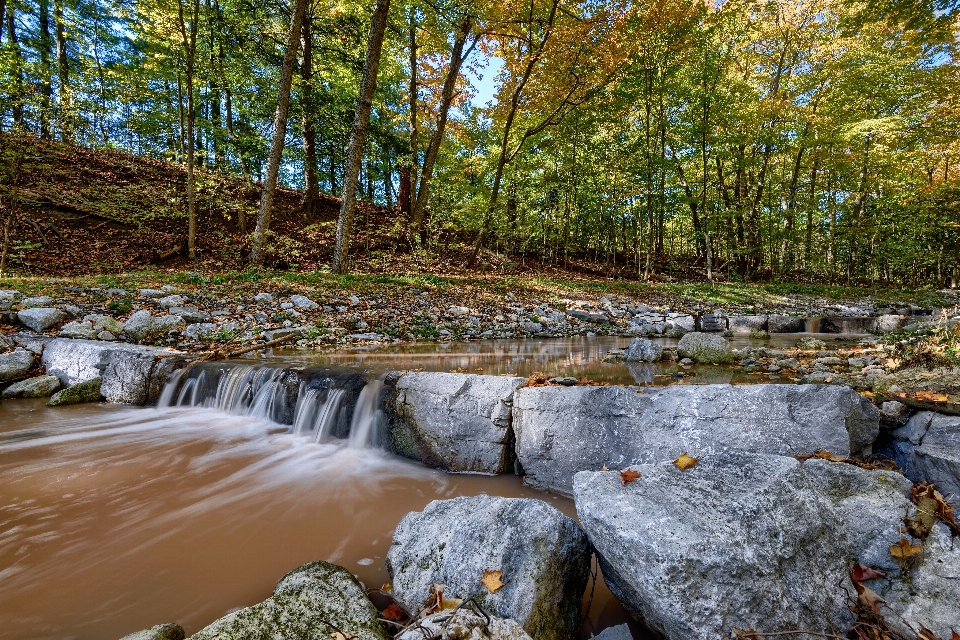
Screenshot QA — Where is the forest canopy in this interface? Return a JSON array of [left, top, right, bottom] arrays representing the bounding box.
[[1, 0, 959, 285]]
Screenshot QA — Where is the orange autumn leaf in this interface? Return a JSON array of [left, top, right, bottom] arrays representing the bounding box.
[[620, 468, 641, 484], [481, 569, 504, 593], [673, 453, 698, 471], [889, 538, 922, 559], [851, 564, 888, 582], [382, 603, 406, 621]]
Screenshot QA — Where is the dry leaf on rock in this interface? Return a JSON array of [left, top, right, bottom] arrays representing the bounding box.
[[481, 569, 504, 593], [853, 580, 886, 616], [382, 603, 406, 622], [889, 538, 922, 560], [673, 453, 698, 471], [620, 468, 641, 484], [917, 625, 942, 640], [331, 633, 355, 640], [851, 564, 888, 582]]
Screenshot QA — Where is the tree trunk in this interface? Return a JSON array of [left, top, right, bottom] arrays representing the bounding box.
[[7, 4, 24, 128], [330, 0, 391, 274], [301, 12, 321, 220], [410, 13, 475, 240], [177, 0, 200, 259], [248, 0, 310, 265], [53, 0, 73, 144], [407, 3, 418, 216], [38, 0, 53, 139]]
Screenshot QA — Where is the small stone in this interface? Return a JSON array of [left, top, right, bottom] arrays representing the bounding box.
[[21, 296, 54, 308], [449, 306, 470, 317], [348, 294, 361, 305], [796, 337, 826, 350], [168, 306, 211, 323], [138, 289, 165, 298], [156, 295, 185, 308], [676, 332, 734, 364], [290, 295, 319, 310], [622, 338, 663, 362], [879, 400, 910, 426], [182, 323, 216, 340], [2, 374, 60, 398], [0, 348, 36, 381], [106, 288, 128, 296], [17, 307, 67, 332], [280, 302, 294, 310], [123, 311, 186, 341], [59, 321, 99, 340], [395, 610, 531, 640], [47, 377, 103, 406], [64, 304, 82, 315], [549, 376, 579, 386], [97, 331, 116, 341], [253, 292, 274, 303]]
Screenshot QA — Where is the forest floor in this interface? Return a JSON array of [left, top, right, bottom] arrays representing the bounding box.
[[0, 133, 951, 313]]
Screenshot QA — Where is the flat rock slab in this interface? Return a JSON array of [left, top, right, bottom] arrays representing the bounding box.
[[387, 495, 590, 640], [190, 561, 388, 640], [17, 307, 65, 332], [2, 374, 60, 398], [573, 452, 854, 639], [514, 383, 879, 495], [42, 339, 187, 405], [387, 372, 527, 473], [0, 348, 35, 382]]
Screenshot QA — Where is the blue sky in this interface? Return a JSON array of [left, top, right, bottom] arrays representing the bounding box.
[[467, 55, 503, 106]]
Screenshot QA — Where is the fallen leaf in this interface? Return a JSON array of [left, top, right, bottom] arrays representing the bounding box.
[[620, 468, 641, 484], [853, 580, 886, 616], [481, 569, 504, 593], [380, 583, 392, 595], [601, 464, 609, 471], [382, 604, 406, 621], [951, 631, 959, 640], [673, 453, 698, 471], [917, 625, 942, 640], [331, 633, 355, 640], [889, 538, 922, 560], [441, 597, 463, 611], [851, 564, 888, 582], [914, 391, 949, 403], [813, 450, 848, 463]]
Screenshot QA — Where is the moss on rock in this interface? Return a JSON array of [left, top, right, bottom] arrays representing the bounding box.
[[47, 377, 103, 406]]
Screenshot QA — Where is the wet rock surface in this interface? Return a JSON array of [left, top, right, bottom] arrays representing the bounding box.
[[387, 372, 527, 473], [0, 347, 36, 381], [2, 374, 60, 398], [386, 495, 590, 640], [190, 561, 388, 640], [119, 624, 185, 640], [47, 376, 103, 406], [514, 383, 878, 495]]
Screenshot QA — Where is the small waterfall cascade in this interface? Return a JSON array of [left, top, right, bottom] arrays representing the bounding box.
[[158, 364, 387, 447]]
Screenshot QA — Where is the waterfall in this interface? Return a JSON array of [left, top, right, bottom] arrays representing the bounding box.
[[158, 364, 384, 448]]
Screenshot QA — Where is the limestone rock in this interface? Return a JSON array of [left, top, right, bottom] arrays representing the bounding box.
[[290, 295, 319, 310], [0, 347, 35, 381], [573, 452, 854, 640], [676, 332, 734, 364], [138, 289, 165, 298], [253, 292, 274, 303], [698, 312, 727, 332], [190, 561, 388, 640], [387, 372, 526, 473], [21, 295, 54, 308], [797, 337, 827, 350], [394, 610, 532, 640], [168, 306, 211, 323], [48, 377, 103, 406], [768, 315, 806, 333], [118, 623, 184, 640], [727, 315, 768, 335], [621, 338, 662, 362], [60, 320, 100, 339], [42, 338, 186, 405], [882, 411, 960, 506], [513, 383, 879, 495], [123, 310, 185, 341], [2, 374, 60, 398], [17, 307, 66, 332], [156, 294, 185, 308], [869, 314, 905, 334], [387, 496, 590, 640]]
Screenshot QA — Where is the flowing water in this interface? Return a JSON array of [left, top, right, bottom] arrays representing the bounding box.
[[0, 363, 649, 640]]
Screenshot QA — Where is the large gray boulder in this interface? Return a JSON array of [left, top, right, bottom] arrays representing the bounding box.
[[42, 339, 186, 404], [883, 411, 960, 506], [123, 310, 185, 342], [513, 383, 879, 495], [0, 347, 35, 381], [2, 374, 60, 398], [386, 496, 590, 640], [190, 561, 388, 640], [676, 332, 734, 363], [17, 307, 66, 332], [573, 452, 854, 639], [768, 315, 806, 333], [621, 338, 662, 362], [387, 372, 526, 473]]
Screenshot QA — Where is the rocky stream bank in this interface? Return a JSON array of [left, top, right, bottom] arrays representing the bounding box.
[[1, 285, 959, 640]]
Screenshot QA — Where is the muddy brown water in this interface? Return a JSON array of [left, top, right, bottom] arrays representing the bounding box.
[[0, 398, 650, 640]]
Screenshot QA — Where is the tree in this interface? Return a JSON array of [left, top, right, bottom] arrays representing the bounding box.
[[331, 0, 391, 274]]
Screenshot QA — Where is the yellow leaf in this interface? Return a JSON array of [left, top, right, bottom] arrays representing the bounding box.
[[673, 453, 698, 471], [331, 633, 354, 640], [889, 538, 922, 559], [441, 597, 463, 610], [481, 569, 504, 593], [601, 464, 609, 471]]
